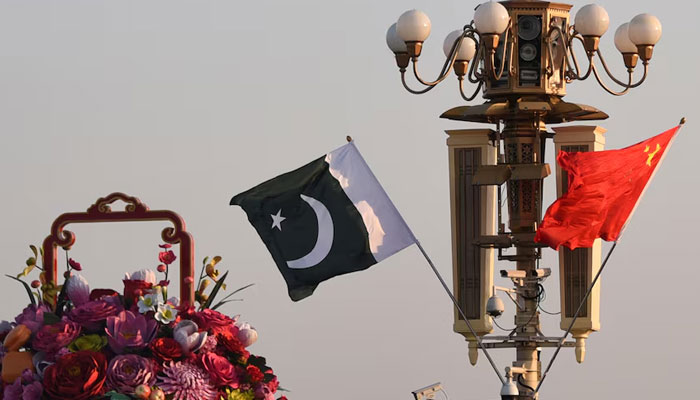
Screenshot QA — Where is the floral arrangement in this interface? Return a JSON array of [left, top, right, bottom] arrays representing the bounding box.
[[0, 244, 287, 400]]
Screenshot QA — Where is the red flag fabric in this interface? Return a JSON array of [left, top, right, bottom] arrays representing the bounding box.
[[535, 125, 680, 250]]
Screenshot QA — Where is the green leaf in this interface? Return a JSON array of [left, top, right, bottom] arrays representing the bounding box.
[[17, 263, 35, 278], [229, 283, 255, 297], [202, 256, 209, 266], [5, 274, 36, 307], [210, 298, 243, 311], [53, 275, 70, 317], [213, 283, 255, 305], [201, 271, 228, 310], [43, 312, 60, 325], [29, 245, 38, 258], [103, 391, 130, 400], [25, 257, 36, 267]]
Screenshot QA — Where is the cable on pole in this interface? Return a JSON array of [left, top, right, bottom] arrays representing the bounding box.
[[415, 241, 506, 385], [534, 241, 619, 394]]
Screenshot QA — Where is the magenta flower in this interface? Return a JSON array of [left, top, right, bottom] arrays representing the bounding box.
[[68, 258, 82, 271], [158, 250, 177, 265], [14, 304, 49, 334], [157, 362, 217, 400], [67, 300, 122, 332], [105, 310, 157, 354], [254, 383, 276, 400], [66, 274, 90, 306], [32, 319, 81, 354], [106, 354, 156, 394]]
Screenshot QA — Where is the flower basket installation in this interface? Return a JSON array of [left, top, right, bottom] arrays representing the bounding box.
[[0, 193, 286, 400]]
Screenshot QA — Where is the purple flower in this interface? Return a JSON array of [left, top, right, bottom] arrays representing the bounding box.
[[105, 310, 157, 354], [106, 354, 156, 394], [0, 320, 13, 335], [66, 274, 90, 306], [3, 378, 23, 400], [20, 368, 36, 384], [67, 300, 122, 332], [14, 305, 50, 334], [22, 381, 42, 400], [157, 362, 217, 400]]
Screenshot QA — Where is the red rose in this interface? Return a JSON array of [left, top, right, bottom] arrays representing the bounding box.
[[194, 309, 236, 334], [246, 365, 264, 384], [199, 353, 238, 387], [122, 279, 153, 304], [149, 338, 183, 362], [43, 350, 107, 400], [217, 332, 249, 362]]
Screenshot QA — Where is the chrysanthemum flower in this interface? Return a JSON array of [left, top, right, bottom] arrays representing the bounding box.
[[156, 361, 217, 400]]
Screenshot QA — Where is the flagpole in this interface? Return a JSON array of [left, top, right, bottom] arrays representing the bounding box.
[[415, 241, 506, 385], [534, 241, 619, 394]]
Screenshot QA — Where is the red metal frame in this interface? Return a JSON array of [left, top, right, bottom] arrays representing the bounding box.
[[41, 192, 195, 307]]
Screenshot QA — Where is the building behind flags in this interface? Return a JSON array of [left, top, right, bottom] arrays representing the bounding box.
[[535, 125, 681, 250], [231, 142, 416, 301]]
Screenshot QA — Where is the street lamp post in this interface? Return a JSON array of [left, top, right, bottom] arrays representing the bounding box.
[[387, 1, 662, 399]]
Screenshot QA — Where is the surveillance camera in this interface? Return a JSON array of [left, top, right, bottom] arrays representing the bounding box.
[[500, 269, 527, 279], [412, 382, 442, 400], [500, 378, 519, 400], [486, 295, 505, 318]]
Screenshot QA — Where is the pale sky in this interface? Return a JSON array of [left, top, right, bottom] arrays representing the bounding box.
[[0, 1, 698, 399]]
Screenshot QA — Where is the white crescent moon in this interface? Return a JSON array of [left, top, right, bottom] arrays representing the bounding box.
[[286, 194, 334, 269]]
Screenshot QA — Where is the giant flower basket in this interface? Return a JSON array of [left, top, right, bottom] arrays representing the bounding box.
[[0, 193, 286, 400]]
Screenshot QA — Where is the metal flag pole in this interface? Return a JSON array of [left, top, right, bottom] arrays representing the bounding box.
[[534, 241, 619, 394], [415, 240, 506, 385]]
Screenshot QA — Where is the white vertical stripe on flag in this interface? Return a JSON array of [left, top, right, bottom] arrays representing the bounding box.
[[325, 142, 416, 262]]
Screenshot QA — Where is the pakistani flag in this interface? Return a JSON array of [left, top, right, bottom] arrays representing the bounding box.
[[231, 142, 416, 301]]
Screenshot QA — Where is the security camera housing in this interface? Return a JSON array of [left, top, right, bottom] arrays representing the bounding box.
[[412, 382, 442, 400]]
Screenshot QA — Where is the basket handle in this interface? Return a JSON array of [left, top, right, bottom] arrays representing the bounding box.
[[42, 192, 195, 307]]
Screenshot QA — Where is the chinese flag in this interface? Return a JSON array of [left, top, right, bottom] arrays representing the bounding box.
[[535, 125, 681, 250]]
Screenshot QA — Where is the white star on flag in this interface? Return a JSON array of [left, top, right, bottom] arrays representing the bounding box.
[[271, 209, 286, 231]]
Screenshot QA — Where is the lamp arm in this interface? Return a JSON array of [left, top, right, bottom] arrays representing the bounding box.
[[458, 78, 483, 101], [591, 63, 632, 96], [566, 35, 594, 81], [410, 29, 477, 87], [487, 21, 513, 81], [468, 44, 486, 83], [401, 70, 436, 94], [595, 49, 649, 88]]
